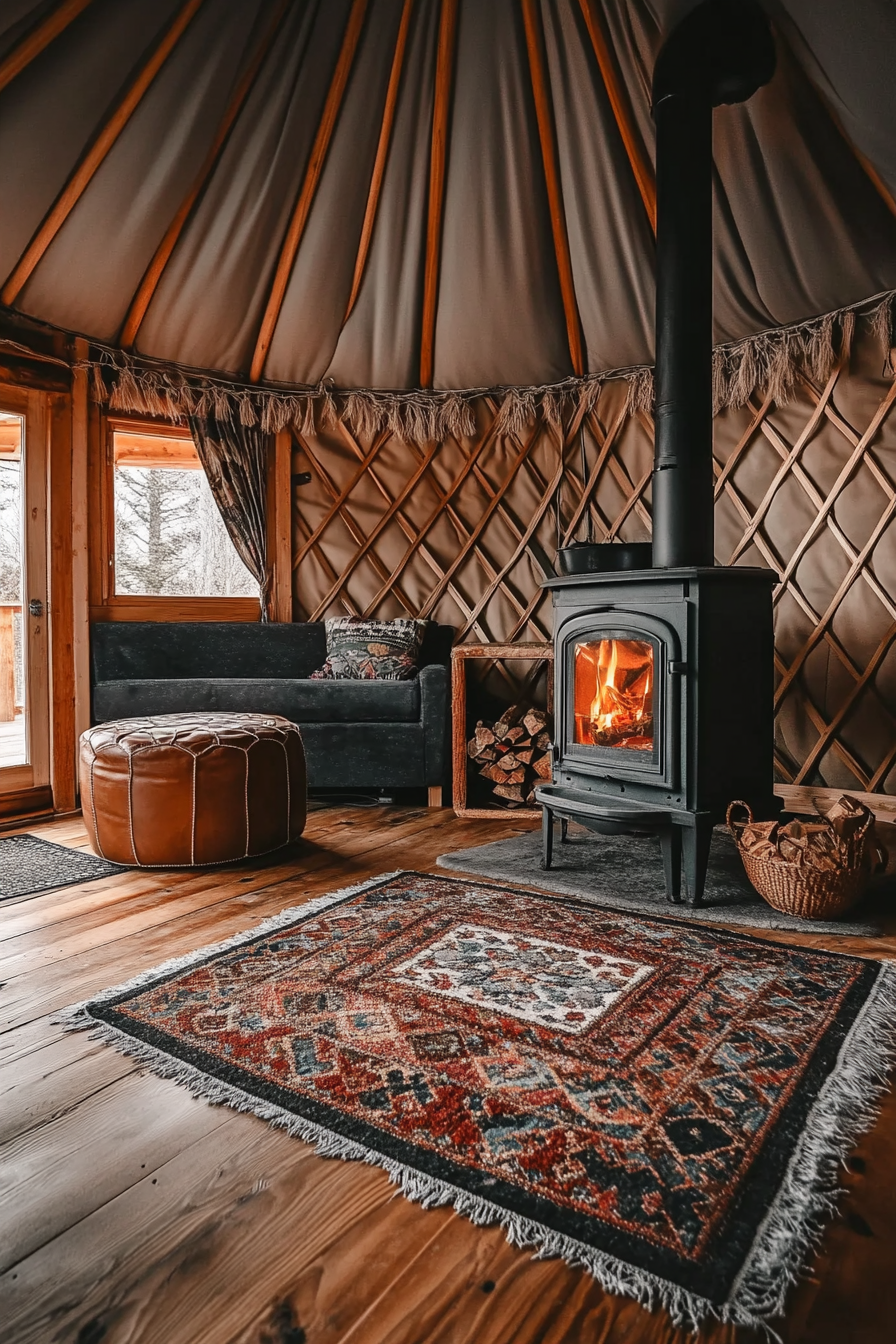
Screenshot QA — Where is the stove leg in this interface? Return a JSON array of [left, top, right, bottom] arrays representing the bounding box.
[[542, 807, 554, 869], [683, 819, 713, 907], [560, 817, 569, 843], [660, 826, 682, 903]]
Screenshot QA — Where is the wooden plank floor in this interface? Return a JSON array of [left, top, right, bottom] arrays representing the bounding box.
[[1, 805, 895, 1344]]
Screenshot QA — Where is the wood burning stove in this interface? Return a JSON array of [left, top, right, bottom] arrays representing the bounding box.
[[536, 1, 779, 906], [539, 566, 777, 904]]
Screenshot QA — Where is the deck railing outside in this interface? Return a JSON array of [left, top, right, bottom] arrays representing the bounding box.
[[0, 603, 22, 722]]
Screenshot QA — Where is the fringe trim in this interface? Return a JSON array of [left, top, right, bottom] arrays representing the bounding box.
[[55, 875, 896, 1334], [78, 290, 896, 445]]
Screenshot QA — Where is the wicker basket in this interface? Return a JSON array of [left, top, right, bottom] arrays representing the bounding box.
[[726, 800, 880, 920]]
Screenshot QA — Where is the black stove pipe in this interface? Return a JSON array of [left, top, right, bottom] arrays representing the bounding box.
[[650, 1, 776, 569]]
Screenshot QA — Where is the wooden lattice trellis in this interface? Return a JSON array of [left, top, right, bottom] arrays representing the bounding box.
[[291, 332, 896, 794]]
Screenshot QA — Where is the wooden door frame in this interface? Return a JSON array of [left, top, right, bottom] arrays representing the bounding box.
[[0, 383, 52, 815]]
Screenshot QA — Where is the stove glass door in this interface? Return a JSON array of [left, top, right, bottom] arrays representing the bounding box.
[[573, 638, 654, 751]]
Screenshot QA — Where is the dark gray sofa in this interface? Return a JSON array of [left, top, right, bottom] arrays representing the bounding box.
[[90, 622, 453, 793]]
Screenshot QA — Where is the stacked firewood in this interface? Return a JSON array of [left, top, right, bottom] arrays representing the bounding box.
[[467, 704, 553, 807]]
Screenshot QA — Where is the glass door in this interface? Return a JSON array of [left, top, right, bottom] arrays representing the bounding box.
[[0, 392, 49, 798]]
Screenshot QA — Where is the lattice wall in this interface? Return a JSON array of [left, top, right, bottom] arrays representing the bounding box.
[[291, 331, 896, 794]]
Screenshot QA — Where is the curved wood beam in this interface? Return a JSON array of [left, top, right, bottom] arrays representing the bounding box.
[[419, 0, 458, 389], [521, 0, 584, 378], [343, 0, 414, 325], [1, 0, 204, 306], [577, 0, 656, 234], [249, 0, 368, 384], [119, 0, 291, 350], [0, 0, 95, 95]]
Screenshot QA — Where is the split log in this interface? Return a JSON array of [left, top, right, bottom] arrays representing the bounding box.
[[493, 704, 525, 739], [522, 708, 548, 736], [532, 752, 553, 780], [467, 724, 498, 761]]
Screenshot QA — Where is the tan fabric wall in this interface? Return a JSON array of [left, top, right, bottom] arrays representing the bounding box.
[[292, 329, 896, 794]]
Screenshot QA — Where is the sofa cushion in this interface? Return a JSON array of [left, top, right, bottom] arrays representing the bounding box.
[[311, 617, 428, 680], [91, 621, 455, 683], [93, 677, 422, 725], [91, 622, 328, 682]]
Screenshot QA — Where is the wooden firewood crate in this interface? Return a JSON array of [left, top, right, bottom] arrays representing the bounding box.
[[451, 642, 554, 819]]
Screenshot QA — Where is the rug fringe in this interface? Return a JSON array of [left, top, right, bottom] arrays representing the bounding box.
[[54, 880, 896, 1333], [727, 959, 896, 1327]]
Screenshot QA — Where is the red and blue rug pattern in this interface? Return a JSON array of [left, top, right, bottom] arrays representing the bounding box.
[[61, 872, 896, 1329]]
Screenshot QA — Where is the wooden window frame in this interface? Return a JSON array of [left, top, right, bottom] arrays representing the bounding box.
[[90, 411, 262, 623]]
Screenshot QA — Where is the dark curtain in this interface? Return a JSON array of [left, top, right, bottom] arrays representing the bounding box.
[[188, 415, 269, 618]]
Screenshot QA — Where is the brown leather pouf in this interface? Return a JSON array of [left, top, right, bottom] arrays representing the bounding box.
[[79, 712, 306, 867]]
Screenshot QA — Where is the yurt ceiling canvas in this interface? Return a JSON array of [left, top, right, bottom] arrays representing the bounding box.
[[1, 0, 895, 422]]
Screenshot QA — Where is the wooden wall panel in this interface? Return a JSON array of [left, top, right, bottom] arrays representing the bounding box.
[[292, 333, 896, 795]]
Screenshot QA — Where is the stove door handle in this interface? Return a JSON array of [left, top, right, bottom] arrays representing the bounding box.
[[668, 660, 688, 675]]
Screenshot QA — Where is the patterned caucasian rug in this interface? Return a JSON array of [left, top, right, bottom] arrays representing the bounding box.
[[60, 872, 896, 1331]]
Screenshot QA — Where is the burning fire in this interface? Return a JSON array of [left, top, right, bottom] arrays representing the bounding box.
[[574, 639, 653, 750]]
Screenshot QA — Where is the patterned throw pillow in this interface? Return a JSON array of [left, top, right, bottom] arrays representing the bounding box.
[[309, 617, 429, 680]]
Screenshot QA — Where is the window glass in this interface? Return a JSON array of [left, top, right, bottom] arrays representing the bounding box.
[[112, 430, 257, 598], [0, 412, 26, 765]]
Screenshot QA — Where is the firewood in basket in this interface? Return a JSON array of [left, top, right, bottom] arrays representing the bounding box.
[[478, 763, 508, 784], [496, 753, 519, 772], [535, 730, 551, 749], [532, 752, 552, 779], [468, 736, 498, 761], [514, 747, 535, 765], [493, 782, 525, 803]]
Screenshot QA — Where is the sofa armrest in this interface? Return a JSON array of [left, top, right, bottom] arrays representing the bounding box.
[[418, 663, 449, 784]]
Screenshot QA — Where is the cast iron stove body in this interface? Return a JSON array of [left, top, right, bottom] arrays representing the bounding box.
[[536, 1, 779, 906], [540, 565, 777, 904]]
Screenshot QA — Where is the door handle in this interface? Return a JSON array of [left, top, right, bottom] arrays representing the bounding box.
[[29, 599, 43, 617]]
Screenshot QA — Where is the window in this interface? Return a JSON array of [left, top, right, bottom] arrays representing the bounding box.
[[111, 427, 256, 599], [0, 412, 25, 765]]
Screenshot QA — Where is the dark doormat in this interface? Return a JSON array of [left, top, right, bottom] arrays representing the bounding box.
[[0, 834, 123, 902], [437, 825, 894, 936]]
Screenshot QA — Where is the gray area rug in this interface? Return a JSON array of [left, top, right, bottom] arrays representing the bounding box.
[[0, 834, 122, 902], [437, 825, 890, 935]]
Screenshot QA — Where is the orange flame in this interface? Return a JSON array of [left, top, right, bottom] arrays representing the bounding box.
[[574, 639, 654, 750]]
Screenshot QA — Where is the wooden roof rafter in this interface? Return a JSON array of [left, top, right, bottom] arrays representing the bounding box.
[[119, 0, 292, 351], [1, 0, 206, 306], [343, 0, 415, 325], [249, 0, 369, 384], [522, 0, 584, 378], [0, 0, 95, 96], [419, 0, 458, 389], [577, 0, 656, 235]]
